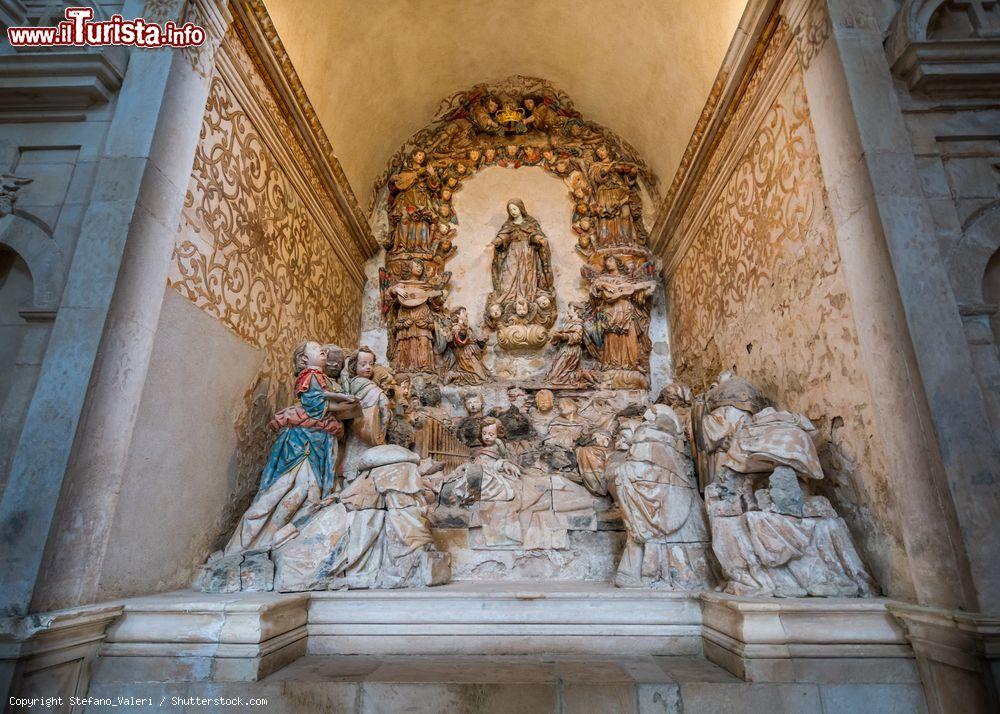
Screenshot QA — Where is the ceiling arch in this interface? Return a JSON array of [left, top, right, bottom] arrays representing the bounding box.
[[263, 0, 748, 209]]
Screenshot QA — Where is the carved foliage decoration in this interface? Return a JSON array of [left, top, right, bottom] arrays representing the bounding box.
[[168, 71, 361, 413]]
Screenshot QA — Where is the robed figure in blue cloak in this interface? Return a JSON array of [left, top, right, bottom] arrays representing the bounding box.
[[225, 341, 352, 555]]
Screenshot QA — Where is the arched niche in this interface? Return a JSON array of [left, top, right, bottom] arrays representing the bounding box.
[[371, 76, 663, 389]]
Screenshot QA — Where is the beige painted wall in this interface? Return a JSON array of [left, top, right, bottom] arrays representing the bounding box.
[[263, 0, 748, 205], [92, 289, 263, 599], [667, 64, 911, 600]]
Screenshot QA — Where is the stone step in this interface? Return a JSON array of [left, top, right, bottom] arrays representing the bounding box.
[[85, 654, 929, 713]]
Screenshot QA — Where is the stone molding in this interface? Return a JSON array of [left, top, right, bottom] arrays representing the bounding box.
[[1, 603, 123, 704], [230, 0, 377, 260], [888, 601, 1000, 712], [649, 0, 780, 257], [0, 50, 127, 115], [887, 0, 1000, 96], [657, 13, 800, 278], [701, 592, 916, 682], [100, 591, 308, 682], [307, 585, 703, 656]]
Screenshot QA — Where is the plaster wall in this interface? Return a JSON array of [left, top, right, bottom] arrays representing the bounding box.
[[666, 64, 907, 598], [90, 288, 262, 599]]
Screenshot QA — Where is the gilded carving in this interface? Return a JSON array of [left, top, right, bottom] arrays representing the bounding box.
[[375, 76, 661, 385]]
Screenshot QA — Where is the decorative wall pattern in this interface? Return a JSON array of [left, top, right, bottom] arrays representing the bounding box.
[[666, 60, 901, 591], [667, 71, 819, 371], [168, 74, 361, 401]]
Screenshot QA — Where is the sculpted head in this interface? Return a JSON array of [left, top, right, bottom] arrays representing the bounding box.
[[486, 96, 499, 113], [322, 344, 346, 379], [293, 340, 327, 374], [412, 149, 426, 166], [557, 397, 577, 419], [596, 144, 610, 161], [488, 303, 503, 321], [508, 387, 527, 410], [523, 98, 536, 112], [353, 346, 377, 379], [535, 389, 554, 413], [514, 299, 529, 318], [479, 416, 503, 446], [408, 260, 425, 279], [464, 392, 484, 416], [536, 294, 551, 310]]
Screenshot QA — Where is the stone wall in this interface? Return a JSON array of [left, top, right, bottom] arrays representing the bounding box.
[[664, 24, 906, 598], [94, 27, 367, 598], [30, 8, 369, 607]]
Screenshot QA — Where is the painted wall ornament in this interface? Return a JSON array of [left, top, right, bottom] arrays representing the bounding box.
[[485, 199, 557, 349]]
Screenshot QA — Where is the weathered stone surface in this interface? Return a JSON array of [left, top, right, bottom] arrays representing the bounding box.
[[198, 550, 274, 593], [769, 466, 804, 517]]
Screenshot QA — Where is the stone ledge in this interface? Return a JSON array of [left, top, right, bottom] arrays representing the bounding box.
[[701, 592, 917, 683], [1, 602, 123, 704], [0, 50, 127, 112], [98, 591, 308, 682], [309, 581, 703, 656]]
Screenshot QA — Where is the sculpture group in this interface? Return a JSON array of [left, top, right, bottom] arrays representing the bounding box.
[[199, 77, 874, 602], [201, 339, 874, 600], [377, 76, 661, 389]]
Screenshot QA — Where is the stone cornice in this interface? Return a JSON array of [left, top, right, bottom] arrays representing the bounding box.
[[649, 0, 781, 260], [229, 0, 379, 261]]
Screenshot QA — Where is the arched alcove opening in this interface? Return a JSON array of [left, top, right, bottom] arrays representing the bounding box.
[[0, 246, 52, 499], [449, 165, 589, 383]]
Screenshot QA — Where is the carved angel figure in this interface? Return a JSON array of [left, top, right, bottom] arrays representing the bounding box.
[[388, 150, 440, 253], [446, 306, 488, 385], [587, 255, 657, 385], [588, 145, 643, 247], [384, 261, 447, 373], [546, 302, 596, 388]]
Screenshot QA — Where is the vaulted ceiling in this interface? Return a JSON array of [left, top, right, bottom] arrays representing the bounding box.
[[264, 0, 749, 207]]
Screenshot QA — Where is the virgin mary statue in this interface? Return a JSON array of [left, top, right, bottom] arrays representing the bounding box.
[[485, 199, 556, 349]]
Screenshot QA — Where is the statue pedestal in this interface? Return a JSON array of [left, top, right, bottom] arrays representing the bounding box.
[[700, 592, 917, 683]]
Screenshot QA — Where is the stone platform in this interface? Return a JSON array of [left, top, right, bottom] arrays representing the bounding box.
[[2, 583, 929, 711], [89, 582, 921, 690]]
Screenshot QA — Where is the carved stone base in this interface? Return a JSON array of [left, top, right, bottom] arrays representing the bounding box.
[[888, 602, 1000, 714], [2, 603, 122, 706], [497, 323, 549, 350], [700, 592, 917, 683]]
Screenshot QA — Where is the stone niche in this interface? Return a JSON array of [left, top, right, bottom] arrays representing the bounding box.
[[360, 76, 667, 582], [447, 165, 589, 381]]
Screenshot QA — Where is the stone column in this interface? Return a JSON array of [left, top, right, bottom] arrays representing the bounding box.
[[0, 0, 232, 625]]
